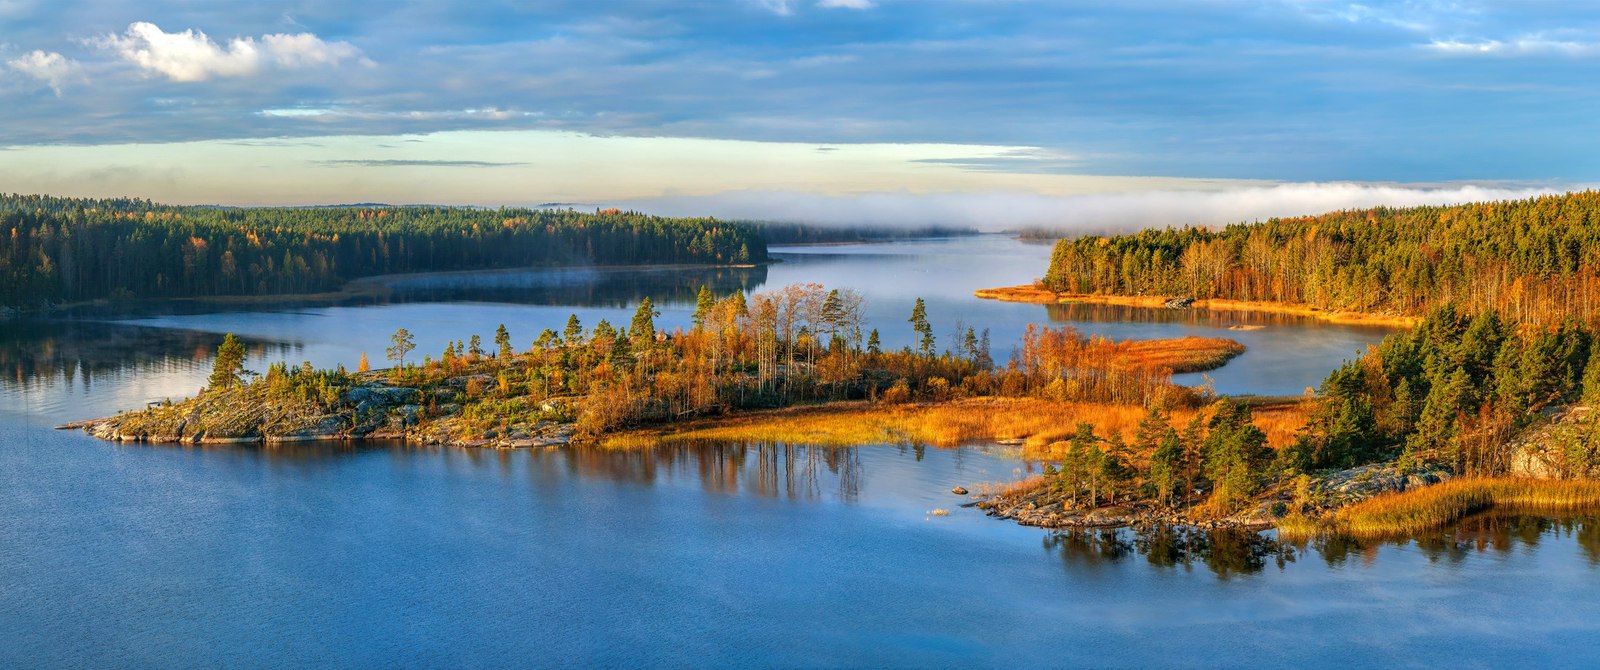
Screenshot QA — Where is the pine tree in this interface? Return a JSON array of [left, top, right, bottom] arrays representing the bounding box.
[[495, 323, 513, 359], [564, 314, 584, 346], [630, 297, 659, 347], [692, 285, 715, 329], [1148, 428, 1183, 506], [387, 328, 415, 367], [867, 329, 881, 355], [207, 333, 247, 391]]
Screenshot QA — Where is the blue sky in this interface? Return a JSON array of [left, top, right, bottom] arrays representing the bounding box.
[[1, 1, 1597, 227]]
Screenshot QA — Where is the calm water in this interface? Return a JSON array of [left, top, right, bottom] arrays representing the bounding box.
[[4, 236, 1599, 667]]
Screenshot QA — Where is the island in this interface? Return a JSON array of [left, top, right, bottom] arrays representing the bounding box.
[[62, 191, 1600, 540]]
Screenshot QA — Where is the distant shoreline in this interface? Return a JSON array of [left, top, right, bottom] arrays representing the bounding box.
[[5, 260, 770, 318], [974, 285, 1419, 328]]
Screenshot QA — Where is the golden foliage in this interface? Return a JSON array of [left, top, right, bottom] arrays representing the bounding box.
[[603, 397, 1309, 452], [1329, 478, 1600, 537]]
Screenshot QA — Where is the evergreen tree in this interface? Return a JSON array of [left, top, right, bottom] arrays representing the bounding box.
[[630, 297, 659, 347], [564, 314, 584, 346], [1582, 345, 1600, 404], [495, 323, 513, 359], [908, 297, 934, 357], [207, 333, 247, 391], [692, 285, 715, 329], [387, 328, 416, 367], [1148, 428, 1183, 507]]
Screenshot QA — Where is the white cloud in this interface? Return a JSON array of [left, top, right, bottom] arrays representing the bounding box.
[[1427, 36, 1600, 57], [627, 182, 1568, 232], [755, 0, 795, 16], [818, 0, 875, 9], [97, 22, 365, 82], [6, 50, 81, 95]]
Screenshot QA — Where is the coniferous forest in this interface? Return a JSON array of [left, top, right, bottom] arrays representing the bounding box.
[[1042, 191, 1600, 324], [0, 194, 766, 308]]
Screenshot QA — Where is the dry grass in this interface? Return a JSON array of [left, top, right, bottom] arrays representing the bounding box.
[[1119, 336, 1246, 374], [974, 285, 1420, 328], [603, 396, 1310, 452], [976, 475, 1049, 498], [1273, 513, 1323, 540], [1329, 478, 1600, 537]]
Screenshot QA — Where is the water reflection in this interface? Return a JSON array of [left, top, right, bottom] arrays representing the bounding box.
[[1044, 302, 1336, 328], [562, 440, 867, 501], [1043, 513, 1600, 579], [0, 321, 299, 398], [1047, 525, 1297, 579], [371, 263, 767, 309]]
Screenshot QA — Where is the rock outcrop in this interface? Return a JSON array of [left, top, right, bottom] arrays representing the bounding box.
[[61, 378, 573, 449], [1508, 406, 1598, 479]]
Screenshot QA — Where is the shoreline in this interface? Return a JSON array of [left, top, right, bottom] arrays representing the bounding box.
[[4, 260, 770, 318], [974, 285, 1420, 328]]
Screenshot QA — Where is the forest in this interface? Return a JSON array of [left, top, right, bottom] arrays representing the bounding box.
[[0, 194, 765, 308], [1041, 190, 1600, 324]]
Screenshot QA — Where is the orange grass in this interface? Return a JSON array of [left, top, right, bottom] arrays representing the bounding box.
[[1118, 336, 1247, 374], [974, 285, 1419, 328], [604, 396, 1309, 452], [1328, 478, 1600, 537]]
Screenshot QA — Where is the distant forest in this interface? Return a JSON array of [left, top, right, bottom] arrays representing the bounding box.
[[0, 194, 766, 307], [1042, 191, 1600, 324], [758, 223, 977, 245]]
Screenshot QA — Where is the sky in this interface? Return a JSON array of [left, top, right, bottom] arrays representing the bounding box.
[[2, 1, 1598, 229]]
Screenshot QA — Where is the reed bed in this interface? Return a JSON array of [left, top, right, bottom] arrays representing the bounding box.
[[1119, 336, 1247, 374], [604, 397, 1309, 451], [1331, 478, 1600, 537], [974, 475, 1048, 499]]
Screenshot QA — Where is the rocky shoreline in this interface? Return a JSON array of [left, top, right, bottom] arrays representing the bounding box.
[[965, 460, 1455, 531], [59, 378, 575, 450]]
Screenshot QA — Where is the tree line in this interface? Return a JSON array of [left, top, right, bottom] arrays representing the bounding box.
[[1042, 190, 1600, 324], [1282, 305, 1600, 478], [289, 283, 1217, 440], [0, 193, 766, 307]]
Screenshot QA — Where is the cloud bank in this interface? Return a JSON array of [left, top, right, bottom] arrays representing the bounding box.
[[630, 183, 1572, 233], [97, 22, 365, 82], [5, 50, 80, 95]]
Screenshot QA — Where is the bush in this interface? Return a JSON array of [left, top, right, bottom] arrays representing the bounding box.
[[882, 380, 912, 404]]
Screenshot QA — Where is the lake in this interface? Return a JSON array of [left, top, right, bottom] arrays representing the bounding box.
[[4, 235, 1599, 667]]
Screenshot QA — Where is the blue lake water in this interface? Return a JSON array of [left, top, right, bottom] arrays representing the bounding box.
[[4, 236, 1598, 667]]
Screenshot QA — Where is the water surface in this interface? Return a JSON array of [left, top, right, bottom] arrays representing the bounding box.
[[5, 236, 1597, 667]]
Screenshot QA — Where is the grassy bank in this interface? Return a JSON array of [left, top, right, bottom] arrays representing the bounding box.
[[974, 285, 1419, 328], [1120, 336, 1246, 374], [603, 396, 1308, 451], [1287, 478, 1600, 538]]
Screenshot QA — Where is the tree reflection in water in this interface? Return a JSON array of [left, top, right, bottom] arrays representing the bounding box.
[[560, 440, 866, 500], [1043, 513, 1600, 579], [1046, 525, 1296, 579]]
